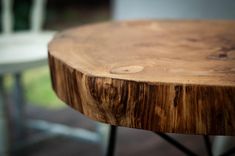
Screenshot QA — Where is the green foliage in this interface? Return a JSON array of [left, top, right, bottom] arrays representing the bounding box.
[[23, 66, 64, 109]]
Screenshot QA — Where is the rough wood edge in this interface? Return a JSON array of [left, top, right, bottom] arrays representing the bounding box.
[[48, 51, 235, 136]]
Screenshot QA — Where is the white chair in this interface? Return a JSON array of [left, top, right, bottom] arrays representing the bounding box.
[[112, 0, 235, 156], [0, 0, 54, 74], [0, 0, 54, 155], [0, 1, 111, 155]]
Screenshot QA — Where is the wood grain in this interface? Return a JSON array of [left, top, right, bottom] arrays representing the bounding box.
[[48, 20, 235, 135]]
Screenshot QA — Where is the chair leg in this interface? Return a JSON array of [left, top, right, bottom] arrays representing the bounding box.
[[13, 73, 26, 142], [105, 125, 117, 156], [0, 76, 9, 156]]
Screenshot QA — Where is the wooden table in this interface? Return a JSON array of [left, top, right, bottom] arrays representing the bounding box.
[[48, 20, 235, 156]]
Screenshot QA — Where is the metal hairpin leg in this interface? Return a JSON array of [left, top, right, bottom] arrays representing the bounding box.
[[155, 132, 197, 156], [155, 132, 235, 156], [203, 135, 213, 156], [105, 125, 117, 156]]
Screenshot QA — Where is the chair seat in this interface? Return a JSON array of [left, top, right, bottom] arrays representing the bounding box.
[[0, 31, 55, 74]]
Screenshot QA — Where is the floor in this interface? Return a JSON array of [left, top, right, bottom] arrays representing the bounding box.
[[8, 105, 213, 156]]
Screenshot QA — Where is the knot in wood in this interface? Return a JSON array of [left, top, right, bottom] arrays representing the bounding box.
[[110, 65, 144, 74]]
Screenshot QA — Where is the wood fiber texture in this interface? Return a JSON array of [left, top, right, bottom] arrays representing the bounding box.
[[48, 20, 235, 135]]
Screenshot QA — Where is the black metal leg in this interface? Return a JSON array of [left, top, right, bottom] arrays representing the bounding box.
[[155, 132, 197, 156], [155, 132, 235, 156], [203, 135, 213, 156], [106, 125, 117, 156]]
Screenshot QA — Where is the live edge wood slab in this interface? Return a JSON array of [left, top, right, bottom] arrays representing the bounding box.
[[48, 20, 235, 135]]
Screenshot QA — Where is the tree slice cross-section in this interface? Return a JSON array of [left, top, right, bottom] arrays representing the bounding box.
[[48, 20, 235, 135]]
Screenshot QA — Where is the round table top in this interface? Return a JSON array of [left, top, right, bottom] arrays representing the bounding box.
[[0, 31, 55, 74], [48, 20, 235, 135]]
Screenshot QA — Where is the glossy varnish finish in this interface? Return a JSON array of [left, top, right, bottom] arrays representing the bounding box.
[[48, 20, 235, 135]]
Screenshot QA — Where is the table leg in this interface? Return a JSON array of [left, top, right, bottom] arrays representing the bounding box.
[[105, 125, 117, 156], [13, 73, 26, 141], [0, 76, 9, 156], [203, 135, 213, 156], [155, 132, 197, 156]]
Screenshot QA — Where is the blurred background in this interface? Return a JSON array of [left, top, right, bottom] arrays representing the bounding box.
[[0, 0, 235, 156]]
